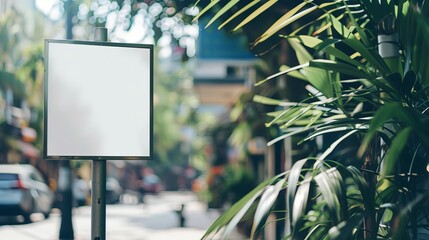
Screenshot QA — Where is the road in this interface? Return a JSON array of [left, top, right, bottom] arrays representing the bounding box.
[[0, 191, 242, 240]]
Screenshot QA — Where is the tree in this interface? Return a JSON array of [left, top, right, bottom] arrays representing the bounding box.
[[196, 0, 429, 239], [0, 5, 46, 164], [67, 0, 198, 60]]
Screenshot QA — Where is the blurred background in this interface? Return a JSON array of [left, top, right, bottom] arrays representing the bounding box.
[[0, 0, 292, 239]]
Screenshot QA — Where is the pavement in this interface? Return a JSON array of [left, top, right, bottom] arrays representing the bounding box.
[[0, 191, 247, 240], [76, 191, 222, 240]]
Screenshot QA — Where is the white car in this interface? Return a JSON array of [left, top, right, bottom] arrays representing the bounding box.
[[0, 164, 54, 222]]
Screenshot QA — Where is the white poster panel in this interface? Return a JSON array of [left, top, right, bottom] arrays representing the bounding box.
[[44, 40, 153, 160]]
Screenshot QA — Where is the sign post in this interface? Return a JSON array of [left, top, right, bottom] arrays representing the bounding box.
[[91, 27, 107, 240], [44, 26, 153, 240], [91, 158, 106, 240]]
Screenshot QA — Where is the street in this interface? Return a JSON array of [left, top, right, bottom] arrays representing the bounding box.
[[0, 191, 238, 240]]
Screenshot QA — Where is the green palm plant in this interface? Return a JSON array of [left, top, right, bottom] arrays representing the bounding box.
[[195, 0, 429, 239]]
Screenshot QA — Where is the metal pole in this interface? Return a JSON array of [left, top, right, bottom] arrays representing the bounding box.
[[91, 160, 106, 240], [91, 27, 108, 240], [59, 2, 75, 238]]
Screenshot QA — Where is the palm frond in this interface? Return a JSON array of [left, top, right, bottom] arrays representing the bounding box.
[[201, 172, 287, 239]]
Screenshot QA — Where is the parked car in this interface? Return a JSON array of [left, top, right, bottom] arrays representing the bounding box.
[[0, 164, 54, 222]]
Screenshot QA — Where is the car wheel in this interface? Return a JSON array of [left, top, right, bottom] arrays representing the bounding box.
[[22, 200, 34, 223], [22, 212, 32, 223]]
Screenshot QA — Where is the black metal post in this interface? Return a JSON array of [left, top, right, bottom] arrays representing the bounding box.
[[91, 27, 108, 240], [59, 1, 75, 239], [58, 162, 74, 240], [91, 160, 106, 240]]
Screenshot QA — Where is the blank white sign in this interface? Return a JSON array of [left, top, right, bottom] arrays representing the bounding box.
[[44, 40, 152, 160]]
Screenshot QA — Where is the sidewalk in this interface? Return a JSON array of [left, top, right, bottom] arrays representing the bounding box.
[[0, 191, 247, 240], [73, 191, 247, 240]]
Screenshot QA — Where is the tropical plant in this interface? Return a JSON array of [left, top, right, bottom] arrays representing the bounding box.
[[195, 0, 429, 239]]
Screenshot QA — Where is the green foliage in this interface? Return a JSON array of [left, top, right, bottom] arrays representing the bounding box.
[[203, 171, 286, 239], [78, 0, 198, 59], [0, 8, 45, 146], [0, 9, 24, 71], [152, 66, 199, 165], [207, 164, 257, 210], [196, 0, 429, 239]]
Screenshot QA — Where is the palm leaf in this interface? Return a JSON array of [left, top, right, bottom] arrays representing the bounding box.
[[317, 129, 359, 161], [423, 0, 429, 18], [313, 13, 347, 36], [288, 39, 335, 97], [220, 188, 263, 239], [380, 127, 412, 177], [292, 36, 365, 68], [201, 172, 287, 239], [255, 62, 309, 86], [254, 0, 357, 46], [286, 158, 313, 235], [341, 39, 390, 77], [253, 2, 310, 45], [265, 107, 302, 127], [398, 3, 429, 86], [250, 178, 286, 239], [193, 0, 220, 22], [358, 103, 398, 157], [308, 59, 371, 79], [291, 174, 314, 239], [290, 8, 345, 36], [327, 12, 354, 38], [204, 0, 240, 29], [278, 64, 308, 80], [314, 167, 348, 224], [253, 95, 284, 105], [325, 212, 365, 240], [232, 0, 278, 31], [267, 126, 315, 146], [218, 0, 260, 29]]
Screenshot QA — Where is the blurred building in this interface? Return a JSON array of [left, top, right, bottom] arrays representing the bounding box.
[[193, 17, 291, 240], [194, 17, 256, 117], [193, 16, 259, 205], [0, 0, 63, 181]]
